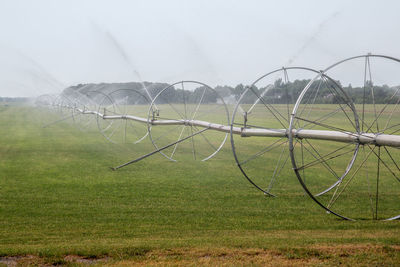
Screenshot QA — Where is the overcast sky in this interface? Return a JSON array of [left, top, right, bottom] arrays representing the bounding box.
[[0, 0, 399, 97]]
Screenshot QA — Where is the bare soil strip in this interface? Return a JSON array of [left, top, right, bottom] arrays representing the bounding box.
[[1, 244, 399, 266]]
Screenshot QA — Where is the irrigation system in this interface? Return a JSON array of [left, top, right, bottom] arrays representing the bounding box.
[[36, 54, 400, 221]]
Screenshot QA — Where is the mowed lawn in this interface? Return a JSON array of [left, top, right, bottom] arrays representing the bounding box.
[[0, 105, 399, 266]]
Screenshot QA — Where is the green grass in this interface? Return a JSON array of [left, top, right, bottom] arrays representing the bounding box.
[[0, 105, 399, 265]]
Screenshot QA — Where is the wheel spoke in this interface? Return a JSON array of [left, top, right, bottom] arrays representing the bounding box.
[[151, 124, 185, 142], [302, 106, 342, 130], [297, 77, 324, 125], [321, 76, 358, 132], [267, 143, 289, 192], [364, 146, 375, 219], [248, 86, 288, 129], [188, 125, 197, 160], [107, 120, 123, 139], [365, 88, 400, 133], [382, 95, 400, 133], [389, 127, 400, 135], [182, 82, 188, 119], [170, 125, 186, 158], [158, 94, 185, 120], [375, 146, 381, 219], [300, 139, 306, 184], [362, 56, 368, 132], [247, 84, 273, 114], [383, 146, 400, 175], [283, 68, 291, 122], [328, 146, 376, 209], [367, 144, 400, 183], [301, 139, 340, 180], [297, 143, 353, 171], [193, 104, 224, 121], [128, 122, 144, 138], [367, 57, 380, 132], [193, 125, 218, 151], [190, 87, 207, 120], [239, 137, 287, 166]]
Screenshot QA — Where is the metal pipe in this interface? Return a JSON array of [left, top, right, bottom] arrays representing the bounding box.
[[75, 107, 400, 148]]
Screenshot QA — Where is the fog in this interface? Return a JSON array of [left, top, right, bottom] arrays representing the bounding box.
[[0, 0, 399, 97]]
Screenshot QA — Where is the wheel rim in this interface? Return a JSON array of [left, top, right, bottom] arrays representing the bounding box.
[[290, 54, 400, 220], [231, 67, 324, 196], [148, 81, 229, 162]]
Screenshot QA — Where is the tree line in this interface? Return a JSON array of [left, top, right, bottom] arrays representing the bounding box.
[[65, 79, 400, 105]]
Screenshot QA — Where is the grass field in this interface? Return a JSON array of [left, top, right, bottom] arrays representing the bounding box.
[[0, 104, 399, 266]]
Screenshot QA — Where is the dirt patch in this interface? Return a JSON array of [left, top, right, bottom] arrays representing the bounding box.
[[109, 245, 400, 266], [64, 255, 109, 264], [0, 255, 108, 266], [0, 244, 398, 266], [0, 255, 33, 267]]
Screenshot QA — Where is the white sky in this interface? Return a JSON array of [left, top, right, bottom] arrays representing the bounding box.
[[0, 0, 399, 97]]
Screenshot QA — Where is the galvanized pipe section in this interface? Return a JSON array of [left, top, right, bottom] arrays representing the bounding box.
[[76, 108, 400, 147]]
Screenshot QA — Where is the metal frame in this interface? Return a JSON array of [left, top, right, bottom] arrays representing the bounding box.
[[289, 54, 400, 220], [37, 54, 400, 221], [98, 88, 151, 144], [230, 66, 326, 196], [147, 80, 230, 162]]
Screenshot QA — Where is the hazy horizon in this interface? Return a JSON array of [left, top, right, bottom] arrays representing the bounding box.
[[0, 0, 399, 97]]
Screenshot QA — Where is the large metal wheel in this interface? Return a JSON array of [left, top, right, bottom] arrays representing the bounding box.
[[289, 54, 400, 220], [148, 81, 229, 162], [95, 91, 119, 143], [52, 93, 75, 120], [96, 89, 150, 144], [71, 91, 103, 131], [35, 94, 55, 108], [231, 67, 323, 196]]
